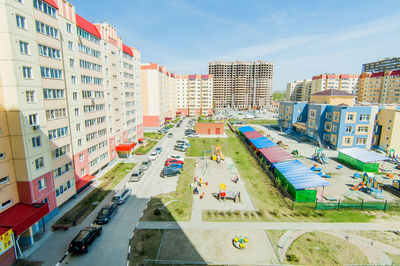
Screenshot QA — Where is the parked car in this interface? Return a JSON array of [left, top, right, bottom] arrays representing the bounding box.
[[163, 163, 183, 170], [68, 224, 102, 254], [174, 146, 187, 152], [112, 187, 132, 205], [155, 147, 162, 154], [161, 168, 181, 177], [130, 169, 144, 182], [188, 134, 199, 138], [149, 152, 158, 161], [158, 129, 167, 134], [95, 202, 118, 224], [176, 140, 190, 146], [140, 160, 152, 170], [167, 133, 173, 138], [168, 155, 184, 161], [165, 159, 184, 166]]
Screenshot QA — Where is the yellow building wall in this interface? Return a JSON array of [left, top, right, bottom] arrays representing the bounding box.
[[378, 109, 400, 152], [310, 95, 355, 106]]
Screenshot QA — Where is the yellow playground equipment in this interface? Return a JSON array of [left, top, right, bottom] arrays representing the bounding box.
[[218, 183, 241, 202], [212, 144, 225, 162]]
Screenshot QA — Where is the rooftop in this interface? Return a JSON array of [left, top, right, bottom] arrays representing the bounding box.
[[311, 89, 355, 97]]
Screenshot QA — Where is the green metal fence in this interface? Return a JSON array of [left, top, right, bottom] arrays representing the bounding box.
[[314, 200, 388, 210]]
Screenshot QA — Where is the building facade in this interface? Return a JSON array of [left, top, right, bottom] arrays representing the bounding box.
[[357, 70, 400, 104], [286, 79, 312, 101], [208, 61, 274, 109], [362, 57, 400, 73], [141, 63, 177, 129], [176, 74, 213, 116], [372, 108, 400, 152], [0, 0, 142, 260]]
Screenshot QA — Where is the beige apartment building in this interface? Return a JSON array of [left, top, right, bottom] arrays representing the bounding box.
[[208, 61, 274, 109], [176, 74, 213, 116], [357, 70, 400, 104], [0, 0, 142, 261], [286, 79, 312, 101]]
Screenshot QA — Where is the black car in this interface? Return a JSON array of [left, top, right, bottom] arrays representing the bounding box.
[[161, 168, 181, 177], [95, 202, 118, 224], [68, 224, 102, 254]]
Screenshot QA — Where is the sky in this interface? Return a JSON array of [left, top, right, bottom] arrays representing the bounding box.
[[70, 0, 400, 91]]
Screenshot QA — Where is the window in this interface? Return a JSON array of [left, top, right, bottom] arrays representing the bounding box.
[[66, 23, 72, 33], [40, 67, 62, 79], [73, 92, 78, 99], [76, 123, 81, 131], [33, 0, 57, 17], [77, 138, 82, 146], [19, 41, 29, 54], [71, 76, 77, 84], [325, 112, 332, 119], [344, 137, 352, 145], [48, 126, 68, 140], [1, 200, 12, 210], [0, 176, 9, 185], [323, 134, 330, 141], [35, 157, 44, 169], [52, 145, 70, 159], [333, 113, 339, 121], [346, 126, 353, 133], [43, 89, 64, 99], [56, 179, 72, 197], [32, 136, 41, 148], [347, 114, 354, 121], [332, 124, 337, 132], [324, 123, 331, 131], [356, 138, 367, 145], [74, 108, 79, 116], [69, 58, 75, 68], [23, 66, 32, 78], [53, 161, 72, 178], [35, 21, 59, 38], [68, 41, 74, 51], [16, 14, 26, 29], [29, 114, 38, 125], [359, 114, 370, 121], [38, 44, 60, 59], [77, 27, 100, 44], [46, 108, 66, 120], [81, 168, 86, 176], [357, 126, 369, 133], [79, 153, 84, 162], [38, 177, 47, 190], [25, 90, 36, 102]]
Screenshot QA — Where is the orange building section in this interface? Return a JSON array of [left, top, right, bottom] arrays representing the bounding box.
[[195, 123, 224, 135]]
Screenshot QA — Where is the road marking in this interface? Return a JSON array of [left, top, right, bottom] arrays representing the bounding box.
[[126, 260, 129, 266], [130, 232, 134, 239], [128, 246, 131, 253], [135, 221, 139, 228]]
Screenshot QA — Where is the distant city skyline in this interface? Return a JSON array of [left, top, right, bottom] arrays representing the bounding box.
[[70, 0, 400, 91]]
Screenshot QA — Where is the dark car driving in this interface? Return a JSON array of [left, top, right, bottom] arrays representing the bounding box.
[[95, 202, 118, 224], [68, 224, 102, 254]]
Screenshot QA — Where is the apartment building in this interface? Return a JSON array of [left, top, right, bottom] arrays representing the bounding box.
[[362, 57, 400, 73], [208, 61, 274, 109], [0, 0, 142, 260], [357, 70, 400, 104], [141, 63, 176, 129], [286, 79, 312, 101], [176, 74, 213, 116]]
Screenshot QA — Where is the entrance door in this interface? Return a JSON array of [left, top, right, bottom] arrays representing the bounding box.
[[208, 128, 211, 134], [216, 128, 221, 135]]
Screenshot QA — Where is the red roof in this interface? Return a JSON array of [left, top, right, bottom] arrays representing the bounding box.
[[76, 175, 95, 191], [259, 146, 294, 163], [116, 143, 136, 152], [188, 75, 197, 79], [201, 75, 210, 79], [75, 14, 101, 39], [122, 44, 133, 57], [390, 70, 400, 76], [311, 89, 354, 97], [0, 203, 49, 236], [141, 63, 158, 70], [370, 72, 384, 78], [43, 0, 58, 9], [243, 131, 263, 139]]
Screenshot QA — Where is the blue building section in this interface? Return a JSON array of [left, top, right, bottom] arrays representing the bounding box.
[[278, 102, 379, 150]]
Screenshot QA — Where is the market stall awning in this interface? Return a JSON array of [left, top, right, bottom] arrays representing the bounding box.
[[249, 137, 276, 149], [0, 203, 49, 236], [339, 147, 387, 163], [76, 175, 95, 191], [259, 146, 294, 163], [238, 126, 256, 133], [138, 138, 144, 142], [273, 160, 330, 189], [116, 143, 136, 152], [243, 131, 264, 140]]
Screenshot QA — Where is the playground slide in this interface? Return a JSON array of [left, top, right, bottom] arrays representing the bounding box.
[[350, 182, 365, 191]]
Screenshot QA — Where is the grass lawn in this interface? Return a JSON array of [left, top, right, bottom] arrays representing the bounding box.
[[348, 231, 400, 249], [286, 231, 368, 265], [135, 141, 158, 155], [144, 132, 164, 140], [198, 117, 216, 122], [129, 229, 164, 266], [230, 119, 278, 125], [141, 159, 195, 221], [171, 117, 181, 124], [188, 130, 376, 222], [266, 230, 287, 256], [54, 163, 135, 226], [387, 253, 400, 264]]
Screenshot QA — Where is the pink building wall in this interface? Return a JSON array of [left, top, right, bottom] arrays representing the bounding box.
[[73, 150, 89, 182], [136, 124, 144, 139], [109, 137, 117, 161], [143, 115, 163, 128]]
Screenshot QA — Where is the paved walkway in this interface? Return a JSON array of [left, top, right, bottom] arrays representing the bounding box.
[[137, 221, 399, 231], [277, 230, 309, 263]]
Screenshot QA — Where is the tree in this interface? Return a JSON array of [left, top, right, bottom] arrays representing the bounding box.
[[272, 90, 286, 101]]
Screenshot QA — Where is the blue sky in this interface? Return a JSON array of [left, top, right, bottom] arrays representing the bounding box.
[[71, 0, 400, 91]]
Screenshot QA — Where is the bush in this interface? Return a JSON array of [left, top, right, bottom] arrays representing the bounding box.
[[286, 254, 300, 262], [154, 208, 161, 216], [269, 208, 279, 216], [233, 210, 241, 216], [243, 211, 249, 217], [226, 210, 232, 217], [256, 209, 264, 217]]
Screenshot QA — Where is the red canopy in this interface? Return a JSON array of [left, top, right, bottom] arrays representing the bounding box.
[[76, 175, 95, 191], [43, 0, 58, 9], [138, 138, 144, 142], [243, 131, 263, 139], [116, 143, 136, 152], [259, 146, 294, 163], [0, 203, 49, 236]]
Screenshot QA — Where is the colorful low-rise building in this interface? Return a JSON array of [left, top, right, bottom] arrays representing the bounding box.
[[372, 108, 400, 152]]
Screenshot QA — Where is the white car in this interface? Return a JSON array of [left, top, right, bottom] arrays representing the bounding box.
[[168, 154, 184, 162], [188, 134, 199, 138], [149, 152, 158, 161]]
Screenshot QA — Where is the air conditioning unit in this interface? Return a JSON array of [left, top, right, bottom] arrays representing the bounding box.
[[33, 125, 40, 131]]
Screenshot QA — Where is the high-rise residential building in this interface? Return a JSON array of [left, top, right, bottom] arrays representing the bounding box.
[[176, 74, 213, 116], [0, 0, 142, 260], [362, 57, 400, 73], [208, 61, 274, 109], [141, 63, 176, 129], [286, 74, 360, 102], [357, 70, 400, 104]]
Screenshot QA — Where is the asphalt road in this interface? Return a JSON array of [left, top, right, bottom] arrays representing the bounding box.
[[27, 118, 190, 266]]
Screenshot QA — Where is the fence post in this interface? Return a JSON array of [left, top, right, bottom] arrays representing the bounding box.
[[384, 200, 387, 211], [315, 199, 318, 210], [337, 199, 340, 211], [361, 199, 364, 211]]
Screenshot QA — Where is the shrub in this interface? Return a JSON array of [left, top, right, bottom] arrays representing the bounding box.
[[233, 210, 241, 216], [256, 209, 264, 217], [226, 210, 232, 217], [243, 211, 249, 217], [154, 208, 161, 216], [286, 254, 299, 262], [269, 208, 279, 216]]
